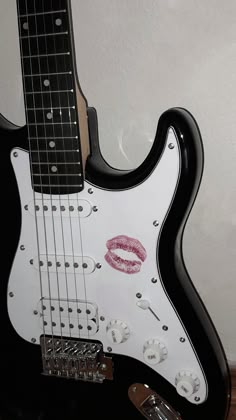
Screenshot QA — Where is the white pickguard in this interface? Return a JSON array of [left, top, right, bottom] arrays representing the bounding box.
[[8, 128, 207, 404]]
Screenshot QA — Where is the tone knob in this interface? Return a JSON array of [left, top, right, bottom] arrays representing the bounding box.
[[106, 320, 130, 344], [175, 371, 200, 397], [143, 339, 168, 365]]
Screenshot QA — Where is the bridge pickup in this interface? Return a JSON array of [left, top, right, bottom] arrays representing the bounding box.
[[38, 298, 99, 337], [41, 336, 113, 383]]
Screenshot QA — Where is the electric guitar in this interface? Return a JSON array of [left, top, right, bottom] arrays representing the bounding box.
[[0, 1, 231, 419]]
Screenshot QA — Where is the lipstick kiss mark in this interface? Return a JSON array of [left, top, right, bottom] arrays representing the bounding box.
[[105, 235, 147, 274]]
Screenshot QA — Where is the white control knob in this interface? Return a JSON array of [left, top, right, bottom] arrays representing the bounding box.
[[106, 320, 130, 344], [175, 371, 200, 398], [143, 339, 168, 365]]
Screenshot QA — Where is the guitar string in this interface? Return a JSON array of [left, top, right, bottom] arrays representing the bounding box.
[[56, 0, 84, 341], [31, 0, 59, 351], [40, 0, 64, 344], [60, 0, 91, 341], [17, 0, 48, 355], [44, 0, 74, 348]]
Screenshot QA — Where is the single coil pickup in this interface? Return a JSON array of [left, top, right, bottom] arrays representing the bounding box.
[[27, 198, 92, 218], [39, 298, 98, 320], [32, 255, 96, 274]]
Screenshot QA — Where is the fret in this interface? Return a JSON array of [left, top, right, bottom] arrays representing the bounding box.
[[28, 123, 77, 126], [21, 33, 70, 57], [20, 32, 68, 39], [24, 72, 72, 77], [32, 161, 80, 165], [27, 106, 75, 110], [22, 52, 70, 58], [30, 151, 80, 163], [19, 10, 67, 18], [26, 90, 73, 94]]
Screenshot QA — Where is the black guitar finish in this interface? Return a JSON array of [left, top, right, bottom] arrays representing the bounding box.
[[0, 106, 230, 419], [0, 0, 231, 418]]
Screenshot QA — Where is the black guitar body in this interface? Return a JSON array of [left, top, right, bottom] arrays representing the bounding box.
[[0, 107, 230, 419]]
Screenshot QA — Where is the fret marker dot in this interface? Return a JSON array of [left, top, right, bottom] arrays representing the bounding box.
[[51, 166, 58, 173], [43, 79, 50, 87], [23, 22, 28, 30], [49, 141, 55, 148], [46, 112, 53, 120], [55, 18, 62, 26]]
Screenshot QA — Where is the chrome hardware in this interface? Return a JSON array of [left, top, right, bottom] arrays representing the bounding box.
[[168, 143, 175, 149], [136, 293, 142, 298], [20, 245, 25, 250], [41, 336, 113, 383], [13, 151, 18, 157], [151, 278, 158, 283], [153, 220, 159, 227], [128, 383, 183, 420], [88, 188, 93, 194], [180, 337, 186, 343], [9, 292, 14, 298], [162, 325, 168, 331]]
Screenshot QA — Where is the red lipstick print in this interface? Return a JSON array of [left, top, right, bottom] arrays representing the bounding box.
[[105, 235, 147, 274]]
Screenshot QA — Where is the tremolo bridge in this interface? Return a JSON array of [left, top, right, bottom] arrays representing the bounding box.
[[40, 336, 113, 383]]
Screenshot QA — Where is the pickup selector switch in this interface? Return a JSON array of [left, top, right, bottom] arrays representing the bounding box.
[[143, 339, 168, 365], [106, 320, 130, 344], [175, 371, 200, 397]]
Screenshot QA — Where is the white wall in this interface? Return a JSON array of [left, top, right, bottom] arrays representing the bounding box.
[[0, 0, 235, 362]]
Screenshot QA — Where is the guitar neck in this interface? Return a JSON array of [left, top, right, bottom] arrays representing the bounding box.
[[16, 0, 90, 195]]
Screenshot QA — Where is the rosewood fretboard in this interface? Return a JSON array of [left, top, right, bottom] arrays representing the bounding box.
[[17, 0, 83, 194]]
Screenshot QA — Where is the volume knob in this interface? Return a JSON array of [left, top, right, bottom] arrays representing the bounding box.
[[143, 339, 168, 365], [175, 371, 200, 397], [106, 320, 130, 344]]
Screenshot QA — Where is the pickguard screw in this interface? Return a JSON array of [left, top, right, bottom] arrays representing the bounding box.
[[100, 316, 105, 321], [20, 245, 25, 251], [24, 205, 28, 210], [162, 325, 168, 331], [168, 143, 175, 149], [180, 337, 186, 343], [194, 397, 200, 402], [88, 188, 93, 194], [9, 292, 14, 298], [96, 263, 102, 269], [13, 151, 18, 157], [151, 278, 157, 283], [30, 259, 33, 265], [31, 338, 36, 343], [153, 220, 159, 227], [136, 292, 142, 299], [107, 347, 112, 353], [33, 310, 38, 315], [92, 206, 98, 212], [132, 386, 137, 393], [100, 363, 107, 371]]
